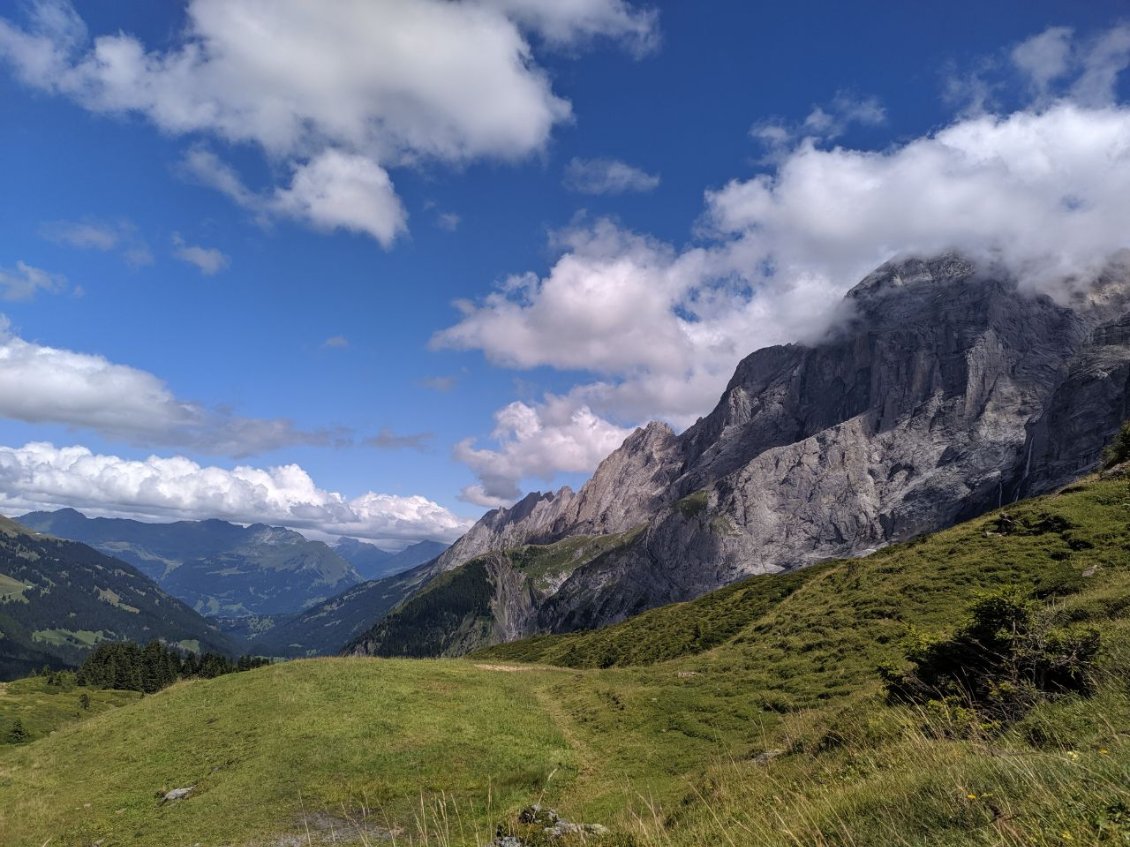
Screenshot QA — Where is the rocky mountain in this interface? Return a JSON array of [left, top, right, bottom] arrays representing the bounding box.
[[17, 510, 362, 618], [0, 515, 234, 679], [333, 537, 448, 581], [348, 254, 1130, 658]]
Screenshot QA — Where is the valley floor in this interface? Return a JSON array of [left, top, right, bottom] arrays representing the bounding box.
[[3, 477, 1130, 845]]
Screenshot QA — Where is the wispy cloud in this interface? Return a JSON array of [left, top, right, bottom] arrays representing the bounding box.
[[751, 91, 886, 157], [421, 376, 457, 392], [436, 212, 461, 232], [364, 428, 433, 452], [172, 233, 229, 275], [947, 24, 1130, 114], [479, 0, 659, 56], [39, 217, 153, 267], [563, 157, 660, 195], [0, 0, 657, 245], [0, 261, 67, 301], [322, 335, 349, 349], [40, 219, 118, 250]]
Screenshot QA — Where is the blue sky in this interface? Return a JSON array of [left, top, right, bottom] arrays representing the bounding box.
[[0, 1, 1128, 546]]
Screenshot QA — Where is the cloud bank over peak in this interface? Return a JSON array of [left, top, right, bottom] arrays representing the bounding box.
[[0, 442, 472, 546], [0, 0, 658, 245], [441, 26, 1130, 504]]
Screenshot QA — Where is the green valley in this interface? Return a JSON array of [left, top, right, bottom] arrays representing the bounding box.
[[2, 473, 1129, 845]]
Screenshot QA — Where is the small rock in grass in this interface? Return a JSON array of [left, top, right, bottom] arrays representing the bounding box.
[[161, 786, 194, 803], [752, 748, 786, 765]]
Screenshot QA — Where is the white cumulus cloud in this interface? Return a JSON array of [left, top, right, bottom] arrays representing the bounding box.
[[272, 151, 406, 246], [438, 28, 1130, 502], [454, 398, 631, 505], [0, 318, 339, 455], [0, 0, 656, 245], [0, 442, 472, 545]]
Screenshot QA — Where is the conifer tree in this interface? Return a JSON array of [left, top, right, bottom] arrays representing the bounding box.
[[6, 719, 28, 744]]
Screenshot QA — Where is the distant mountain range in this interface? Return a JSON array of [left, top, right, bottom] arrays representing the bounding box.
[[332, 537, 448, 581], [347, 254, 1130, 659], [9, 509, 451, 657], [0, 516, 234, 679], [244, 560, 439, 657], [17, 509, 362, 618]]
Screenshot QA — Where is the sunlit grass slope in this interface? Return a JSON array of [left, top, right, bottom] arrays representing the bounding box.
[[0, 659, 577, 846], [2, 475, 1130, 845], [0, 675, 140, 741]]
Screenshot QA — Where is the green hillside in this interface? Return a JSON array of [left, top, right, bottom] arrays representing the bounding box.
[[17, 510, 362, 618], [1, 674, 141, 743], [2, 475, 1130, 845], [0, 517, 235, 678], [347, 528, 644, 658]]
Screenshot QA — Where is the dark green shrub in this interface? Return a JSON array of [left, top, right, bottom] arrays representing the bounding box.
[[1103, 420, 1130, 468], [676, 490, 709, 519], [883, 591, 1100, 724]]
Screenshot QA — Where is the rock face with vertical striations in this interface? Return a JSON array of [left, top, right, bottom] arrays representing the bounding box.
[[347, 253, 1130, 658]]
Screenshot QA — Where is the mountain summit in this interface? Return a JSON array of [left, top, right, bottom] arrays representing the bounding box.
[[349, 254, 1130, 657]]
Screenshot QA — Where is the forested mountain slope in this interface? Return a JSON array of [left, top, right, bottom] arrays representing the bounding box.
[[18, 509, 361, 617], [0, 516, 234, 679]]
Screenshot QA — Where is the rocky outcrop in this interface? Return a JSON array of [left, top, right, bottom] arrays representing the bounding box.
[[490, 805, 610, 845], [350, 254, 1130, 657], [431, 421, 681, 574]]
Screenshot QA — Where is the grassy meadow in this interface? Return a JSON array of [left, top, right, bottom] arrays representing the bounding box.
[[2, 475, 1130, 845]]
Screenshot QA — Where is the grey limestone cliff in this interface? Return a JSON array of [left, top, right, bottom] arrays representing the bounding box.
[[349, 254, 1130, 657]]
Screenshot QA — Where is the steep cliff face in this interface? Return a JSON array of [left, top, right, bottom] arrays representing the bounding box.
[[348, 254, 1130, 657]]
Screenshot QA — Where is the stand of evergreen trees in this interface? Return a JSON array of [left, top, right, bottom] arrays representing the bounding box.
[[76, 641, 270, 694]]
